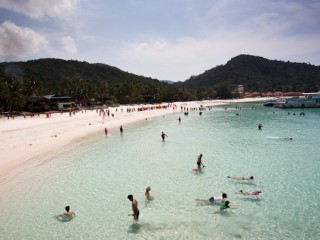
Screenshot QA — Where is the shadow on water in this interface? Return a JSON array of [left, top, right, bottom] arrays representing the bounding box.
[[239, 197, 263, 206], [127, 222, 142, 234], [233, 181, 257, 186]]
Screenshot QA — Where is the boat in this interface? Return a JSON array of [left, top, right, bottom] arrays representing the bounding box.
[[278, 92, 320, 108], [263, 98, 286, 107]]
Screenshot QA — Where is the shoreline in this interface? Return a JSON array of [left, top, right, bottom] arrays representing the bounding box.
[[0, 98, 271, 179]]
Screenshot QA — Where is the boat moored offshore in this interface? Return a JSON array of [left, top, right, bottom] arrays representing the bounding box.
[[279, 92, 320, 108]]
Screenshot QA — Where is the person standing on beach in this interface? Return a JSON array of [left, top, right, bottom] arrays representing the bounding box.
[[127, 195, 139, 220], [104, 128, 108, 135], [197, 153, 204, 170], [161, 132, 168, 141]]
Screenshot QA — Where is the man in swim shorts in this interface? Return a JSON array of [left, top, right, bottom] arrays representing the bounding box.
[[128, 194, 139, 220], [161, 132, 168, 141], [197, 153, 204, 170]]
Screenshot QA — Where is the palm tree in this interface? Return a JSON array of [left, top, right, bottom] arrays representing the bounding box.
[[24, 75, 43, 112], [4, 77, 26, 113]]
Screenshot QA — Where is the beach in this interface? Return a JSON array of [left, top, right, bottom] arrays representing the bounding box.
[[1, 97, 320, 240], [0, 98, 271, 179]]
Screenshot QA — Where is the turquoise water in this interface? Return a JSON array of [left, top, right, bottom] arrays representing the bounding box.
[[1, 103, 320, 239]]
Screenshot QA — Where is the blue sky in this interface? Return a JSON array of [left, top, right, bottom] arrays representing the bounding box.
[[0, 0, 319, 81]]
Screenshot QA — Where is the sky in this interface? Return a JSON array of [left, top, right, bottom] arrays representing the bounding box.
[[0, 0, 320, 82]]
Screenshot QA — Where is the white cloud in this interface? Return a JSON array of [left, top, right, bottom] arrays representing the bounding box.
[[0, 0, 78, 19], [0, 21, 48, 61], [60, 36, 77, 55], [116, 26, 320, 81]]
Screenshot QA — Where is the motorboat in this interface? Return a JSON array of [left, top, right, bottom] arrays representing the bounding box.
[[278, 92, 320, 108]]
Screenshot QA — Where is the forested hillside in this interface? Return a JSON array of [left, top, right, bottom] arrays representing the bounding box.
[[177, 54, 320, 93], [1, 55, 320, 113]]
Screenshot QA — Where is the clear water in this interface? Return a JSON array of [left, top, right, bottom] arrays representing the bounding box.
[[1, 103, 320, 240]]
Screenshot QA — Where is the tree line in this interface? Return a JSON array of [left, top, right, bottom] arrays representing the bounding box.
[[1, 55, 319, 113]]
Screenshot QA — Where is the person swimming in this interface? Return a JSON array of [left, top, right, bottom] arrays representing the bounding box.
[[55, 206, 75, 221], [237, 190, 261, 197], [196, 193, 228, 205], [212, 201, 235, 214], [227, 176, 254, 181]]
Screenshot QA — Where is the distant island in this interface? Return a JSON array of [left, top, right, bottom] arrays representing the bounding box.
[[1, 54, 320, 113]]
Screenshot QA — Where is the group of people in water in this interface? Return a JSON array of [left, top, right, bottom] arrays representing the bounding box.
[[125, 149, 261, 220], [194, 154, 260, 213], [58, 106, 263, 222]]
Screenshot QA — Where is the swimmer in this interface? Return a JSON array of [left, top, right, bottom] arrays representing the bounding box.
[[56, 206, 75, 220], [127, 194, 139, 220], [161, 131, 168, 141], [227, 176, 254, 181], [236, 190, 261, 198], [283, 137, 293, 141], [258, 124, 262, 130], [212, 201, 235, 214], [120, 125, 123, 133], [196, 193, 228, 205], [145, 186, 151, 201]]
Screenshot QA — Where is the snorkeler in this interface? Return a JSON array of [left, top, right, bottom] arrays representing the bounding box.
[[212, 201, 235, 214], [196, 193, 228, 205], [127, 194, 139, 220], [227, 176, 254, 181], [236, 190, 261, 198]]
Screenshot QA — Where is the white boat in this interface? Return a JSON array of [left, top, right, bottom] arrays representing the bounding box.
[[263, 98, 286, 107], [279, 92, 320, 108]]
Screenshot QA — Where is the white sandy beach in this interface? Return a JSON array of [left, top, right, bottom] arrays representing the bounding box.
[[0, 98, 271, 179]]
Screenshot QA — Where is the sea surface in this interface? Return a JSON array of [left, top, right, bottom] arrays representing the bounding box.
[[0, 103, 320, 240]]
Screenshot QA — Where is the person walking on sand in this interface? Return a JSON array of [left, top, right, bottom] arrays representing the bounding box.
[[197, 153, 204, 170], [161, 131, 168, 141], [227, 176, 254, 181], [127, 195, 139, 220]]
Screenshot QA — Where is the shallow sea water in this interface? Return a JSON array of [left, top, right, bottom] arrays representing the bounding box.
[[0, 103, 320, 240]]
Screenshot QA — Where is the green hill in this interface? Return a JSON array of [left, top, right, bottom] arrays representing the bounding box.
[[177, 54, 320, 93], [0, 58, 161, 93]]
